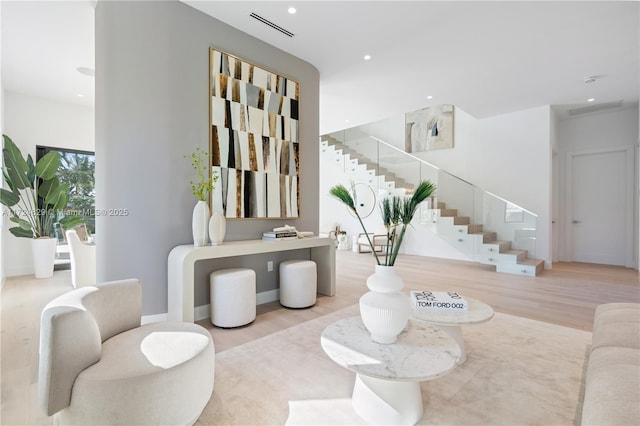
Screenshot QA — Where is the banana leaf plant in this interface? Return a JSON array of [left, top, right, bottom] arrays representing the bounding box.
[[0, 134, 83, 239], [329, 180, 436, 266]]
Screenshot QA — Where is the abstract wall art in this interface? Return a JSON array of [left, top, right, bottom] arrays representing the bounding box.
[[405, 104, 455, 153], [209, 48, 300, 218]]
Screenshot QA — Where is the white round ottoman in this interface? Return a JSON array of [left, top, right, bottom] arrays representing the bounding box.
[[210, 268, 256, 327], [279, 260, 317, 308]]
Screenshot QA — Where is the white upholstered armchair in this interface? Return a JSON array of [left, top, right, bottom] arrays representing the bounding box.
[[39, 279, 215, 425], [65, 229, 96, 288]]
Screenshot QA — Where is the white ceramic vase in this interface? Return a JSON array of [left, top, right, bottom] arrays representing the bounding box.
[[209, 211, 226, 246], [192, 200, 210, 247], [359, 264, 410, 344], [32, 237, 57, 279]]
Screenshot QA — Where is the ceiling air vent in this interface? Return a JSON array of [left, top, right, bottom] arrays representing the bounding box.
[[568, 100, 623, 116], [250, 12, 294, 37]]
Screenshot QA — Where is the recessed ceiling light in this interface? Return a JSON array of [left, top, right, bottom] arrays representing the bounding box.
[[344, 119, 350, 123], [77, 94, 85, 98], [76, 66, 95, 77], [587, 98, 595, 102], [427, 95, 433, 100], [288, 7, 296, 14], [363, 55, 371, 61]]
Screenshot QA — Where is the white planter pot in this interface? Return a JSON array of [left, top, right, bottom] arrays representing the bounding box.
[[192, 200, 210, 247], [359, 264, 410, 344], [209, 211, 226, 246], [31, 238, 57, 279]]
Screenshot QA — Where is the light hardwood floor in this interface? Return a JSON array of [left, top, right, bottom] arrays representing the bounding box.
[[1, 251, 638, 424], [205, 251, 640, 352]]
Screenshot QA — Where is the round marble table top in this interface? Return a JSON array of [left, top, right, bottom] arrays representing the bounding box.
[[410, 296, 495, 326], [320, 316, 461, 382]]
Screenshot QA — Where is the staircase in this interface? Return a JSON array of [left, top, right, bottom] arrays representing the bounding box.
[[321, 136, 546, 277], [321, 136, 414, 195], [436, 202, 544, 276]]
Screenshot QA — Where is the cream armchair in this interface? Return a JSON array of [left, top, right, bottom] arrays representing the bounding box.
[[65, 229, 96, 288], [357, 233, 390, 253], [39, 279, 215, 425]]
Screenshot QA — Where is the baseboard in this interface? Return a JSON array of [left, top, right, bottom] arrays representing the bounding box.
[[193, 289, 280, 321], [141, 313, 168, 324], [256, 289, 279, 305], [194, 304, 211, 322], [5, 264, 34, 277]]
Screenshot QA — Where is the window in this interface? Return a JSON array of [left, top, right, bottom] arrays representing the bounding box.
[[36, 146, 95, 241]]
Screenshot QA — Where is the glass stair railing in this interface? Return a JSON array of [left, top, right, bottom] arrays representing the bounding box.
[[321, 128, 542, 276]]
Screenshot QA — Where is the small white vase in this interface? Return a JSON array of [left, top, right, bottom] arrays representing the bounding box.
[[192, 200, 210, 247], [32, 237, 57, 279], [209, 211, 226, 246], [359, 264, 410, 344]]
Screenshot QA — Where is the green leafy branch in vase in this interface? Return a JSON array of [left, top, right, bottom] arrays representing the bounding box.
[[185, 147, 219, 201], [329, 180, 436, 266]]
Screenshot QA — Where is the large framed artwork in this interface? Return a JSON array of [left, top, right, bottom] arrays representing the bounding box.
[[405, 104, 454, 153], [209, 48, 300, 219]]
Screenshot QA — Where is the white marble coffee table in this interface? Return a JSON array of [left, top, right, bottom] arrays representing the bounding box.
[[411, 296, 494, 363], [321, 316, 461, 425]]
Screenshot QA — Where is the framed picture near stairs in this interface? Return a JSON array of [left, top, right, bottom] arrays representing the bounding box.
[[209, 47, 300, 219], [405, 104, 455, 153]]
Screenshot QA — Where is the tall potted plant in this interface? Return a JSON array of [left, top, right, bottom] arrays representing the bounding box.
[[0, 135, 83, 278], [329, 180, 436, 343]]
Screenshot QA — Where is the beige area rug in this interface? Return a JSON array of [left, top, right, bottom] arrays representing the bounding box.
[[196, 304, 592, 425]]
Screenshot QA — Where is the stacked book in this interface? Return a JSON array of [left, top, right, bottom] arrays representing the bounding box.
[[411, 291, 468, 312], [262, 230, 298, 241]]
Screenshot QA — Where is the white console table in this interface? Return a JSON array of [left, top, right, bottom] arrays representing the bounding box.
[[168, 237, 336, 322]]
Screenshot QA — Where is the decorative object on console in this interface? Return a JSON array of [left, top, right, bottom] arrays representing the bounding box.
[[209, 211, 226, 246], [209, 48, 300, 219], [186, 147, 219, 246], [193, 200, 210, 247], [263, 224, 299, 240], [0, 134, 84, 278], [329, 180, 437, 344]]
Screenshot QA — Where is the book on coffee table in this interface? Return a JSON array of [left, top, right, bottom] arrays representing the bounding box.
[[411, 291, 468, 311]]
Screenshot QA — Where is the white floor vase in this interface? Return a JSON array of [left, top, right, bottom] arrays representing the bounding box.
[[192, 200, 210, 247], [31, 238, 57, 279], [209, 212, 226, 246], [359, 264, 410, 344]]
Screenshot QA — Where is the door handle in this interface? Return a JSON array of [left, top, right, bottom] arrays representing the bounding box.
[[572, 220, 582, 224]]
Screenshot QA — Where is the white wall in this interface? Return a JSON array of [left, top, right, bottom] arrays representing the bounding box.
[[322, 106, 554, 266], [354, 104, 640, 269], [555, 106, 639, 266], [2, 91, 94, 276], [414, 106, 553, 265], [359, 115, 405, 150]]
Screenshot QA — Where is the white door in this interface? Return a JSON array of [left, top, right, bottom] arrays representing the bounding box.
[[569, 148, 630, 266]]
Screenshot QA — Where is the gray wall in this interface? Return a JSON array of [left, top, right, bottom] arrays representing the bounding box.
[[95, 1, 320, 315]]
